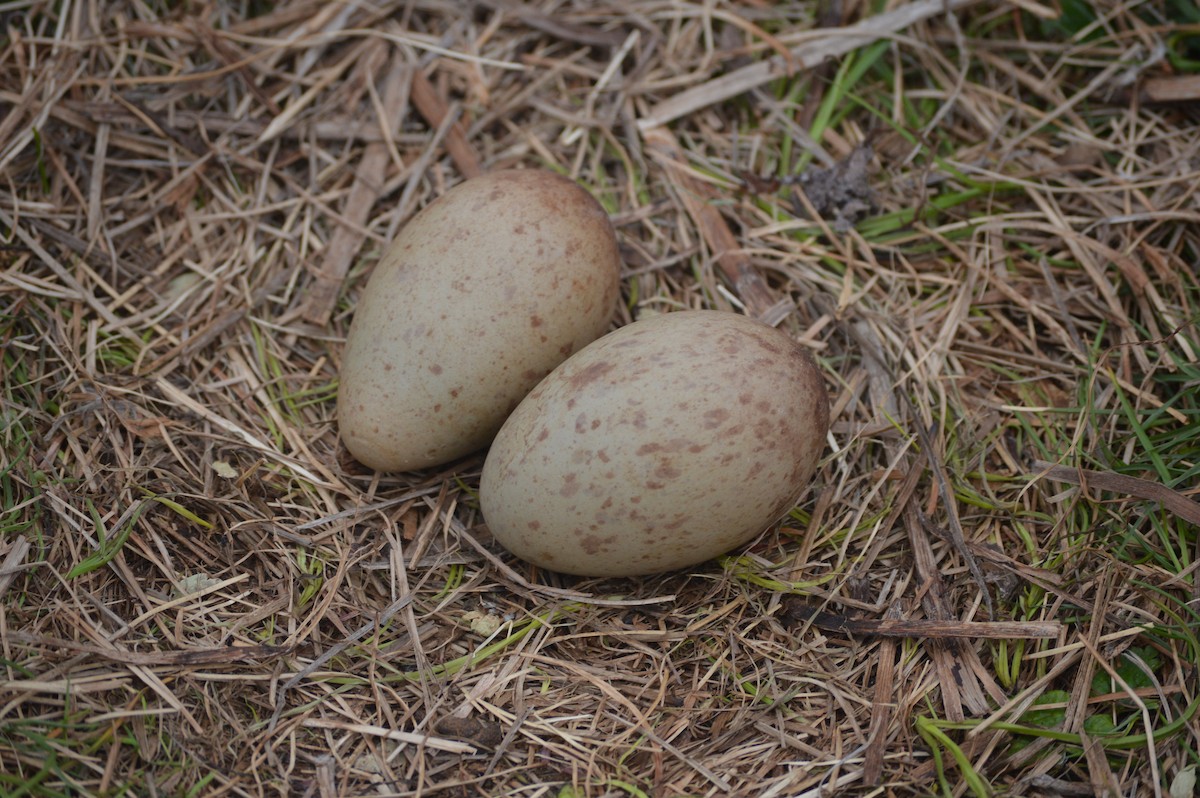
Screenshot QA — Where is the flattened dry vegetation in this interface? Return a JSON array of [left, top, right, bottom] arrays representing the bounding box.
[[2, 1, 1199, 796]]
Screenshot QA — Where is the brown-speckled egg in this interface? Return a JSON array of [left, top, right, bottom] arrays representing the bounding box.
[[338, 170, 621, 471], [479, 310, 829, 577]]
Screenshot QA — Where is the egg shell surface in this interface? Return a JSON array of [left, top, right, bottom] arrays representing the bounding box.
[[479, 310, 830, 577], [338, 169, 622, 471]]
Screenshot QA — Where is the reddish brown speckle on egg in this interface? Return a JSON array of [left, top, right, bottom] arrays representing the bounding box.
[[560, 473, 580, 497], [655, 462, 681, 480], [580, 534, 613, 555], [567, 360, 613, 390]]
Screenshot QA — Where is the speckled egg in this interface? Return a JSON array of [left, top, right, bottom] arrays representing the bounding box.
[[479, 310, 829, 577], [338, 170, 622, 471]]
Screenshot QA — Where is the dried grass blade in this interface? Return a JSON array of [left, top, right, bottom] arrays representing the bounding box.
[[642, 127, 780, 319], [152, 378, 331, 488], [142, 269, 292, 376], [301, 717, 476, 754], [785, 604, 1061, 639], [410, 68, 484, 179], [1032, 460, 1200, 527], [0, 536, 32, 602], [915, 418, 994, 619], [268, 593, 415, 731], [863, 603, 900, 783], [637, 0, 983, 129], [904, 503, 1002, 717], [0, 207, 126, 332], [304, 56, 412, 325], [477, 0, 628, 47], [6, 632, 287, 666]]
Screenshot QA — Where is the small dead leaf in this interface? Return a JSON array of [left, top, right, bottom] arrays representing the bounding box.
[[792, 143, 877, 231], [174, 573, 223, 596], [124, 416, 169, 440], [353, 752, 387, 776], [462, 610, 502, 636], [212, 461, 238, 479], [433, 715, 504, 747], [165, 271, 202, 303], [1058, 141, 1103, 170], [401, 508, 419, 541], [1169, 765, 1196, 798], [162, 171, 200, 213]]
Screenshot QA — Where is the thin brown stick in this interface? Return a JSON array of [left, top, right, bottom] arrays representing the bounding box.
[[784, 605, 1061, 639], [914, 417, 995, 620], [642, 126, 784, 320], [409, 68, 484, 179], [904, 503, 1005, 718], [5, 632, 286, 666], [140, 268, 293, 376], [1125, 74, 1200, 104], [303, 56, 411, 325], [477, 0, 628, 48], [636, 0, 984, 129], [268, 592, 415, 732], [862, 603, 898, 784], [0, 536, 33, 603]]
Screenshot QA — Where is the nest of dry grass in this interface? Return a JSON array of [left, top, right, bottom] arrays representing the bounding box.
[[2, 1, 1199, 796]]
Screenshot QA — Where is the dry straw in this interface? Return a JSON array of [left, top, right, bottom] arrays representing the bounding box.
[[2, 1, 1199, 796]]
